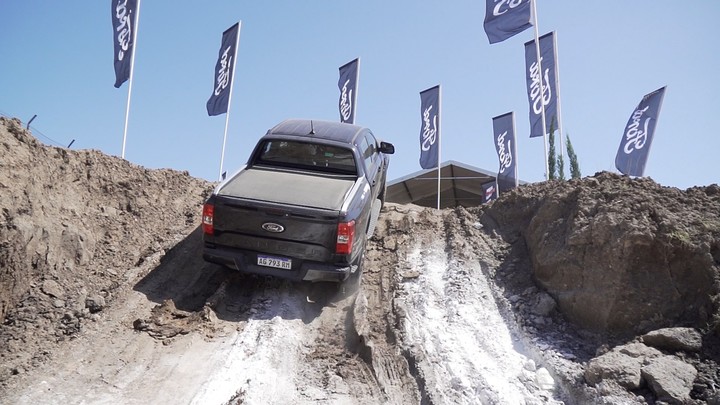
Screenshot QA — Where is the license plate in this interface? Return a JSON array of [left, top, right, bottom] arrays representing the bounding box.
[[257, 255, 292, 270]]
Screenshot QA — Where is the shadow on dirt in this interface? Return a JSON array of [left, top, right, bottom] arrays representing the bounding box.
[[133, 226, 357, 325], [492, 235, 600, 364]]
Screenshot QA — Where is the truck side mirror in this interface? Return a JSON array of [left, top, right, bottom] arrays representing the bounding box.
[[379, 142, 395, 154]]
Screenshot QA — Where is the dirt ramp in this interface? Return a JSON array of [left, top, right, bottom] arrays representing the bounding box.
[[3, 114, 719, 404], [357, 204, 569, 403], [0, 117, 212, 384]]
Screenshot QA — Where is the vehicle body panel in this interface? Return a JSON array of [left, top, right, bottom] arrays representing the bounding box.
[[202, 119, 393, 282]]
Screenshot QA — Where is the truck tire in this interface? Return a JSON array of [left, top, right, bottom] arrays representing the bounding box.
[[366, 198, 381, 239], [346, 234, 366, 283], [379, 181, 387, 209]]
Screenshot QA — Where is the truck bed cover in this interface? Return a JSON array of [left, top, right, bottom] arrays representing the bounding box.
[[218, 167, 356, 211]]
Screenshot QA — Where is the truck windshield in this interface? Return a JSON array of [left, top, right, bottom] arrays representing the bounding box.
[[255, 140, 358, 176]]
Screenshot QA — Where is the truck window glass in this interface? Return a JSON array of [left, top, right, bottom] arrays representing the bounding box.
[[362, 133, 378, 175], [256, 140, 357, 175]]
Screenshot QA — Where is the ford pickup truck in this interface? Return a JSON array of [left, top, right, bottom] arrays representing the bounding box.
[[201, 119, 395, 282]]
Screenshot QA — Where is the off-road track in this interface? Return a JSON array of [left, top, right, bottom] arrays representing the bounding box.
[[3, 117, 719, 404], [1, 203, 569, 404]]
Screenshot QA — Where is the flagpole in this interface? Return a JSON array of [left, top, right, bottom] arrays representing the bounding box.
[[218, 21, 242, 181], [436, 85, 442, 210], [353, 58, 360, 123], [121, 0, 141, 159], [554, 32, 566, 163], [512, 112, 519, 188], [531, 0, 549, 180]]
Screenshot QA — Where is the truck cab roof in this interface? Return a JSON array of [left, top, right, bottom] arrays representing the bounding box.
[[265, 119, 369, 145]]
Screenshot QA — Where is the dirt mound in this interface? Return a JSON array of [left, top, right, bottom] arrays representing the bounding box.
[[480, 173, 720, 403], [482, 172, 720, 339], [0, 117, 213, 380], [1, 115, 719, 403]]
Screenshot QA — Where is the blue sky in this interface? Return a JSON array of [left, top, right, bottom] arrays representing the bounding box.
[[1, 1, 718, 189]]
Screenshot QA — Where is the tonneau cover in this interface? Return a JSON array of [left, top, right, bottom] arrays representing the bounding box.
[[218, 168, 355, 211]]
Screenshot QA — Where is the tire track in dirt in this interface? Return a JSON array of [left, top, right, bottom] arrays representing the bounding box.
[[0, 226, 394, 404], [352, 204, 424, 404], [126, 239, 398, 404], [4, 201, 563, 405], [364, 204, 565, 404]]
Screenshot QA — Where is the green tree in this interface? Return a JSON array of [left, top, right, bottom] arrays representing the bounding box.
[[547, 118, 557, 180], [557, 149, 566, 180], [566, 134, 582, 179], [548, 135, 557, 180]]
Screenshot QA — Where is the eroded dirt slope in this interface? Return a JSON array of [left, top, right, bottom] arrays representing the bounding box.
[[483, 172, 720, 339], [2, 116, 720, 404], [0, 118, 418, 404], [0, 117, 212, 382]]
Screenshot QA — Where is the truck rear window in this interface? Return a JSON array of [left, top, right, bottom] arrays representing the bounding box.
[[254, 140, 358, 175]]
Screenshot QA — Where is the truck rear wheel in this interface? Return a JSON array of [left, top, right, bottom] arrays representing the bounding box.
[[379, 181, 387, 209], [366, 199, 381, 239], [345, 234, 366, 283]]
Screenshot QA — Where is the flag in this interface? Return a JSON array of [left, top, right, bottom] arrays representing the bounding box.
[[482, 181, 498, 203], [524, 32, 558, 138], [111, 0, 138, 88], [492, 112, 518, 190], [419, 86, 440, 169], [483, 0, 533, 44], [615, 87, 667, 177], [338, 58, 359, 124], [207, 23, 240, 116]]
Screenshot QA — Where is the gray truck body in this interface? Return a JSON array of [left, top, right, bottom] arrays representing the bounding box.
[[202, 119, 394, 282]]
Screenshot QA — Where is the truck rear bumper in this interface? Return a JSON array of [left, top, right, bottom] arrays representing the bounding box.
[[203, 245, 351, 282]]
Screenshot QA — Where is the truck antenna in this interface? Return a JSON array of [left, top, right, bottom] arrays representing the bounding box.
[[309, 120, 315, 135]]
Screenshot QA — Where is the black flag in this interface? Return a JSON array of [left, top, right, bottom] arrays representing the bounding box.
[[338, 58, 359, 124], [615, 87, 666, 177], [492, 112, 518, 190], [207, 23, 240, 116], [483, 0, 532, 44], [419, 86, 440, 169], [524, 32, 558, 138], [111, 0, 138, 88]]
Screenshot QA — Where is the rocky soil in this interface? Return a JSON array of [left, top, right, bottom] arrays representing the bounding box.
[[1, 116, 719, 404], [480, 172, 720, 404]]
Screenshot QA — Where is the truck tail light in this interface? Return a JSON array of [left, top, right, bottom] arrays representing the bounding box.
[[336, 220, 355, 254], [202, 203, 214, 235]]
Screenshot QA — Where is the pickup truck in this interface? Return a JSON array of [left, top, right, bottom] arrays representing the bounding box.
[[201, 119, 395, 283]]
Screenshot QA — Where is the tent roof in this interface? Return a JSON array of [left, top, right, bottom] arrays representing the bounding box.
[[386, 160, 524, 209]]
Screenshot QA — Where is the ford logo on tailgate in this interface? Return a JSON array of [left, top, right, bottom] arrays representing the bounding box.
[[262, 222, 285, 233]]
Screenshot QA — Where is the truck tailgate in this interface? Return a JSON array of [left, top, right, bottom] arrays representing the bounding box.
[[210, 196, 341, 263], [218, 167, 356, 211]]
